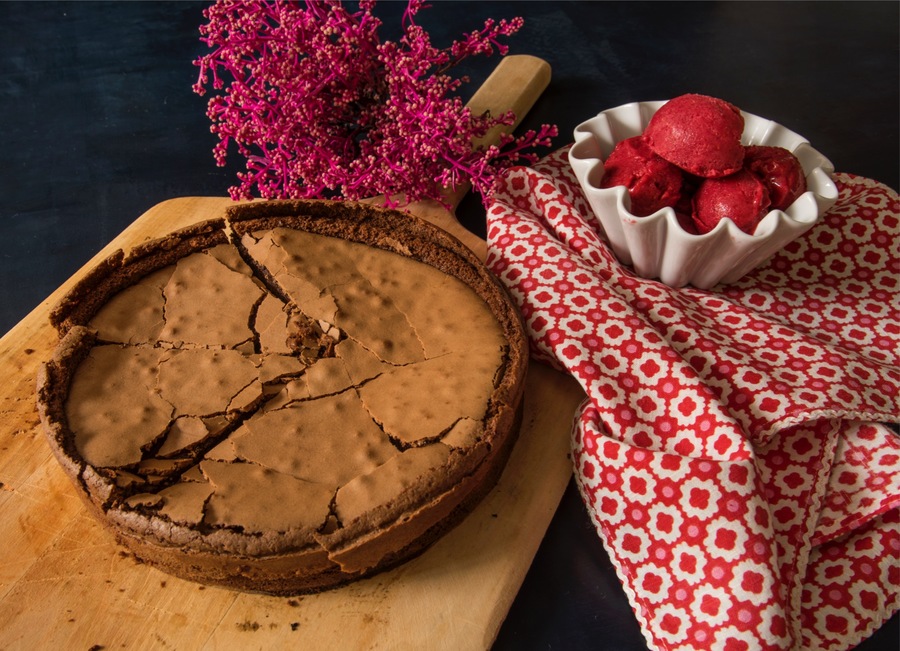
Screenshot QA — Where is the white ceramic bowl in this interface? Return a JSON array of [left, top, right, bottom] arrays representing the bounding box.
[[568, 100, 838, 289]]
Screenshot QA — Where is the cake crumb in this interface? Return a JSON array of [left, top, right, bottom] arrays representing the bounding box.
[[290, 622, 300, 631], [236, 620, 261, 632]]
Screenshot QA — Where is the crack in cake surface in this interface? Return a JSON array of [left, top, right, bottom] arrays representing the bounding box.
[[38, 202, 527, 593], [68, 224, 505, 538]]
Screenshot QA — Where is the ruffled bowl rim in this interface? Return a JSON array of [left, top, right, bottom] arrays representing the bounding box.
[[568, 100, 839, 289]]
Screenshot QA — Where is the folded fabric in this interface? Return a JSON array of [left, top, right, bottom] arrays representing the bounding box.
[[486, 148, 899, 651]]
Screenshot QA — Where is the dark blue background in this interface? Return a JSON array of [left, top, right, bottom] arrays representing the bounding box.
[[1, 2, 897, 649]]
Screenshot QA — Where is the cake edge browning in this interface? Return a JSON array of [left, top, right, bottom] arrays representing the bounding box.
[[106, 400, 523, 596], [36, 199, 529, 595], [49, 219, 228, 336]]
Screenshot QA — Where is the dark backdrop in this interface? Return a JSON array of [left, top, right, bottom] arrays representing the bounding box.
[[1, 2, 897, 649]]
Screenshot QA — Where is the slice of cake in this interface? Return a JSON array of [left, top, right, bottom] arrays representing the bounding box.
[[36, 200, 528, 595]]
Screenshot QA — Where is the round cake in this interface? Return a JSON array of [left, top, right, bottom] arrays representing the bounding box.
[[36, 199, 528, 595]]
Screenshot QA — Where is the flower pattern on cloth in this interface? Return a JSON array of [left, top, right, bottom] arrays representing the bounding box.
[[485, 148, 900, 651]]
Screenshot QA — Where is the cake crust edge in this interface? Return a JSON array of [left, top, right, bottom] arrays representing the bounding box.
[[36, 199, 529, 595]]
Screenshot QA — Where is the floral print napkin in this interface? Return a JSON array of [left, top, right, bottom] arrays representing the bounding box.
[[486, 149, 899, 651]]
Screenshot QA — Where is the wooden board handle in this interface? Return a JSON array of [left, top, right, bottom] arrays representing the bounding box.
[[442, 54, 552, 209]]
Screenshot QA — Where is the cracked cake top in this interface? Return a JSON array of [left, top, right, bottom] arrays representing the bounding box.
[[37, 199, 527, 594]]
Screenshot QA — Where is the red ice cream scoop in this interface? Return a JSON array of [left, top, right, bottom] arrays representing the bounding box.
[[743, 145, 807, 210], [692, 169, 771, 234], [600, 136, 685, 216], [645, 94, 745, 178]]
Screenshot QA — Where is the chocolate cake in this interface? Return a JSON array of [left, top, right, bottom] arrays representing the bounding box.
[[36, 199, 528, 595]]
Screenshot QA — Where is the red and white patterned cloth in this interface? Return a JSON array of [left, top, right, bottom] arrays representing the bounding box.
[[486, 148, 900, 651]]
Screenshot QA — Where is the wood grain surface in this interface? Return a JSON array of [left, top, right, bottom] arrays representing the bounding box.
[[0, 55, 588, 650]]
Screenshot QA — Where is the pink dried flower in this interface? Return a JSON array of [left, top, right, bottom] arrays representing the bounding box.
[[193, 0, 557, 206]]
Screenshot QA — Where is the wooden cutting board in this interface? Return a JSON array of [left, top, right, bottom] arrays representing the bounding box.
[[0, 56, 586, 650]]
